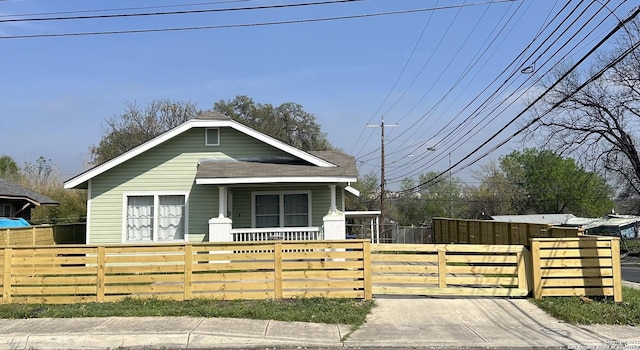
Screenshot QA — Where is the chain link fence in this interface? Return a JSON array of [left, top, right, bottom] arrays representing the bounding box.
[[347, 223, 432, 244]]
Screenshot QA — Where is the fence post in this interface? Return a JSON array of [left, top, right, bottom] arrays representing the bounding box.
[[3, 248, 11, 304], [516, 249, 527, 292], [5, 229, 9, 246], [437, 247, 447, 288], [274, 242, 283, 299], [184, 245, 193, 301], [96, 246, 105, 302], [31, 227, 36, 245], [363, 241, 372, 300], [611, 238, 623, 302], [531, 240, 542, 299]]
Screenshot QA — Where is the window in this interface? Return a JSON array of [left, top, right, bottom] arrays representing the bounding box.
[[205, 128, 220, 146], [125, 194, 186, 242], [253, 192, 310, 228], [2, 204, 12, 218]]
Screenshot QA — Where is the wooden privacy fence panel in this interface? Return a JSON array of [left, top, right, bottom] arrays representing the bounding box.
[[0, 226, 55, 246], [433, 218, 581, 246], [530, 236, 622, 302], [370, 243, 530, 297], [0, 240, 369, 304], [52, 223, 86, 244], [0, 224, 86, 247]]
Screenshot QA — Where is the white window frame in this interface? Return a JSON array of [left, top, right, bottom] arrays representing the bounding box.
[[121, 191, 189, 243], [251, 190, 312, 228], [205, 127, 220, 146]]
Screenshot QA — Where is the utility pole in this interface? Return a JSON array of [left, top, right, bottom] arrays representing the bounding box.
[[367, 117, 398, 242], [449, 152, 453, 218]]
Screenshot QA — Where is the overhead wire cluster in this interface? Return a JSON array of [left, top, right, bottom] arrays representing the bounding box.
[[0, 0, 515, 39], [350, 0, 638, 198], [1, 0, 636, 201]]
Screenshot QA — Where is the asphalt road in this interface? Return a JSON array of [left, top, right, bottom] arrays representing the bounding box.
[[621, 255, 640, 283]]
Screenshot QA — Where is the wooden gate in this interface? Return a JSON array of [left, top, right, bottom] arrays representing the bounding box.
[[371, 244, 530, 297]]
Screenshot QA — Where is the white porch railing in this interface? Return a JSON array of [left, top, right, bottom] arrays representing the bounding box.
[[231, 227, 324, 242]]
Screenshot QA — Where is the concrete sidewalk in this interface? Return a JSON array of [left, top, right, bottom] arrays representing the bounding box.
[[0, 298, 638, 349]]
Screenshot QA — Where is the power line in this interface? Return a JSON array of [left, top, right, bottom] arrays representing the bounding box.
[[0, 0, 255, 19], [397, 4, 640, 196], [384, 0, 590, 181], [0, 0, 364, 23], [387, 0, 620, 183], [356, 0, 542, 163], [0, 0, 516, 39], [363, 0, 575, 176]]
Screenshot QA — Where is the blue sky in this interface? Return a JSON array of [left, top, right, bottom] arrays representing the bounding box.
[[0, 0, 635, 189]]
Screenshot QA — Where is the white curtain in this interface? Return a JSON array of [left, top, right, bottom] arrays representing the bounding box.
[[127, 196, 153, 241], [158, 195, 185, 240]]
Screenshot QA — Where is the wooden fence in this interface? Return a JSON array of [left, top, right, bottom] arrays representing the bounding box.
[[0, 223, 86, 246], [0, 226, 55, 246], [531, 236, 622, 302], [433, 218, 581, 246], [370, 244, 529, 297], [0, 240, 369, 304], [0, 238, 623, 304]]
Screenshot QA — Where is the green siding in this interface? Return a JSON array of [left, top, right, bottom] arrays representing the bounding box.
[[88, 127, 294, 244]]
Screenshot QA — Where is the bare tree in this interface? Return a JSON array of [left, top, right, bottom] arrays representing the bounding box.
[[526, 18, 640, 212]]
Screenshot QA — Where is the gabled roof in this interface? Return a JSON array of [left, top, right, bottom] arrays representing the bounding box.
[[0, 178, 59, 206], [64, 112, 338, 189], [195, 150, 357, 185]]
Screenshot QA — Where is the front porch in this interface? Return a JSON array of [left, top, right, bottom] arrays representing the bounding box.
[[206, 185, 350, 243]]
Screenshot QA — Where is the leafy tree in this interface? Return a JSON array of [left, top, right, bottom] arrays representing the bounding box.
[[345, 172, 380, 211], [525, 17, 640, 212], [0, 155, 20, 181], [214, 95, 332, 151], [30, 185, 87, 225], [391, 171, 465, 225], [498, 149, 613, 216], [463, 160, 522, 218], [90, 100, 200, 165]]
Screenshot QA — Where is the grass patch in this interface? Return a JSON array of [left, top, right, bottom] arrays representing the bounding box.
[[0, 297, 374, 327], [531, 287, 640, 325]]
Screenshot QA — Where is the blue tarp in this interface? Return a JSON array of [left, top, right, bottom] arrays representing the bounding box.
[[0, 218, 30, 228]]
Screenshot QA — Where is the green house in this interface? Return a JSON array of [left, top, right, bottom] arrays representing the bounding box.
[[64, 112, 359, 244]]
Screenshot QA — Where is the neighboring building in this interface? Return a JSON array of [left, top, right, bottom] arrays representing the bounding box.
[[564, 214, 640, 239], [0, 177, 59, 222], [64, 112, 359, 245], [491, 213, 640, 239], [491, 214, 576, 225]]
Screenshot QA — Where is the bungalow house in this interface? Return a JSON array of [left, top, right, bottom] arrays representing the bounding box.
[[64, 112, 359, 245], [0, 177, 59, 223]]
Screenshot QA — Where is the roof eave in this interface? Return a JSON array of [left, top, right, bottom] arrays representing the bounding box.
[[196, 176, 357, 185]]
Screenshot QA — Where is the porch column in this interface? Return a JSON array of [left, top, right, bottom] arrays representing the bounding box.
[[218, 186, 227, 218], [329, 184, 337, 214], [209, 186, 232, 242], [324, 184, 345, 240]]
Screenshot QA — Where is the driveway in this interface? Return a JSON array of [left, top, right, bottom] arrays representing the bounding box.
[[345, 297, 609, 348]]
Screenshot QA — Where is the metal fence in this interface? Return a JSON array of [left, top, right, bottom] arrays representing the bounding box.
[[369, 224, 432, 244]]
